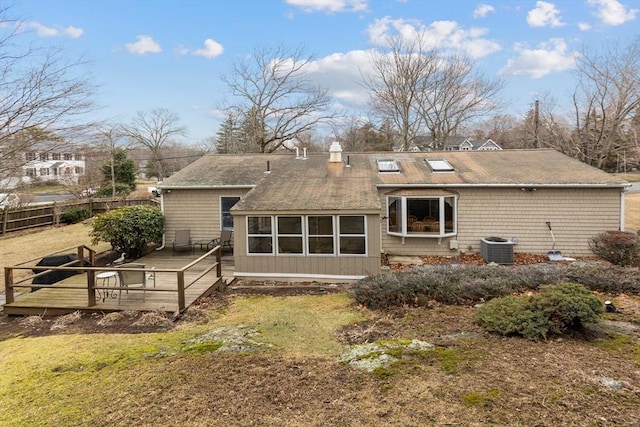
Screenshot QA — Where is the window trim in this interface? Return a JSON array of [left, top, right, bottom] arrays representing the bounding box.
[[246, 215, 367, 257], [246, 216, 275, 256], [307, 215, 335, 256], [276, 216, 305, 256], [387, 195, 457, 238]]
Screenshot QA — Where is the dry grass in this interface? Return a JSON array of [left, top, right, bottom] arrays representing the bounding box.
[[0, 222, 112, 289], [625, 192, 640, 230]]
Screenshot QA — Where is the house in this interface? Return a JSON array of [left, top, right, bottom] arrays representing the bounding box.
[[20, 142, 86, 185], [157, 144, 628, 281], [444, 138, 502, 151]]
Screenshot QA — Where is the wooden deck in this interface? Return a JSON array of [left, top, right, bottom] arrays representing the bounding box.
[[2, 248, 235, 317]]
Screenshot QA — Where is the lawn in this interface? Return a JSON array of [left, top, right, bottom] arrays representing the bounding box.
[[0, 194, 639, 426]]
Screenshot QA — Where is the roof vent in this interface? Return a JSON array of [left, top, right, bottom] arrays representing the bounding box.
[[329, 141, 342, 163]]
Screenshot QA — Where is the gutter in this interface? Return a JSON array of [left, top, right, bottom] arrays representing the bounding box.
[[375, 183, 630, 189], [156, 193, 166, 251]]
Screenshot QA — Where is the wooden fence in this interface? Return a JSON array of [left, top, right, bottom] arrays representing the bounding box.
[[0, 197, 158, 235]]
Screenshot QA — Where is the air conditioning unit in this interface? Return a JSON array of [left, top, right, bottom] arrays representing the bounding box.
[[480, 237, 515, 265]]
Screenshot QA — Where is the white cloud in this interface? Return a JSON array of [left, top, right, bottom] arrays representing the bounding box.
[[304, 50, 373, 109], [588, 0, 638, 26], [578, 22, 592, 31], [192, 39, 224, 59], [366, 17, 501, 58], [499, 38, 578, 79], [473, 4, 495, 19], [21, 21, 84, 38], [526, 1, 565, 28], [125, 35, 162, 55], [285, 0, 368, 13]]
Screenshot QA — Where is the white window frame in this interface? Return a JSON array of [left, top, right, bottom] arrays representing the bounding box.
[[387, 195, 457, 238], [307, 215, 335, 256], [246, 215, 367, 257], [276, 216, 305, 256], [246, 216, 274, 255], [338, 215, 367, 256]]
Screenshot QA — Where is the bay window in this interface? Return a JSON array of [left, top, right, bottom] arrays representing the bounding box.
[[387, 195, 456, 237]]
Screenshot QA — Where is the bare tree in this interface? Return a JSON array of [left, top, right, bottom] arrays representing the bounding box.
[[221, 46, 335, 153], [121, 108, 187, 179], [363, 35, 504, 151], [0, 7, 96, 190], [91, 124, 130, 197], [570, 36, 640, 170], [362, 36, 436, 151], [418, 53, 504, 149]]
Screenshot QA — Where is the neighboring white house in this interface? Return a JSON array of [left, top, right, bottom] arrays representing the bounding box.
[[20, 142, 86, 185], [444, 138, 502, 151]]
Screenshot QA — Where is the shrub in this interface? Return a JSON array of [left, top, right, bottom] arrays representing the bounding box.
[[97, 182, 133, 197], [90, 205, 164, 258], [589, 231, 640, 266], [476, 283, 603, 340], [352, 263, 640, 310], [60, 207, 90, 224]]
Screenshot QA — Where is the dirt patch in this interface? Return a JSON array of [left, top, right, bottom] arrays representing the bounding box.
[[0, 294, 230, 341]]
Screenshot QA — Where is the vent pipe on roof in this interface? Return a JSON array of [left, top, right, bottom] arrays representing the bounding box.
[[329, 141, 342, 163], [295, 147, 300, 159], [303, 147, 307, 159], [266, 160, 270, 173], [346, 155, 350, 167]]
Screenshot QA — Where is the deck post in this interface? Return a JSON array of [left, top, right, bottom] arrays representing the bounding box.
[[4, 267, 14, 304], [216, 248, 222, 278], [87, 270, 96, 306], [177, 271, 186, 312]]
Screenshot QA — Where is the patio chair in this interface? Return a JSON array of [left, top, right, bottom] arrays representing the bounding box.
[[115, 263, 151, 303], [209, 229, 233, 255], [172, 229, 192, 255]]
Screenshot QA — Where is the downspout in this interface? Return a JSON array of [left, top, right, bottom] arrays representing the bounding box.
[[156, 192, 166, 250], [620, 190, 626, 231]]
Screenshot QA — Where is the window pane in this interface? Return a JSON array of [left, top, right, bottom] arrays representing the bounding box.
[[340, 237, 365, 254], [278, 216, 302, 234], [308, 216, 333, 235], [221, 197, 240, 230], [248, 236, 272, 253], [444, 196, 455, 233], [388, 197, 401, 232], [248, 216, 271, 234], [339, 216, 364, 234], [278, 236, 303, 254], [309, 237, 333, 254]]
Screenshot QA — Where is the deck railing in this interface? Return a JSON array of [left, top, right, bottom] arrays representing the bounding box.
[[3, 245, 223, 313]]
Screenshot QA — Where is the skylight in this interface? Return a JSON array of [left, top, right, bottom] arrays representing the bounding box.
[[377, 159, 400, 173], [425, 159, 454, 172]]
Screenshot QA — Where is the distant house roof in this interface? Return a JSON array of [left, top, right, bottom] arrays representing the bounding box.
[[159, 149, 627, 212]]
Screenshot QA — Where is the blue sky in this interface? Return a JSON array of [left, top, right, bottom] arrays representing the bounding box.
[[8, 0, 640, 143]]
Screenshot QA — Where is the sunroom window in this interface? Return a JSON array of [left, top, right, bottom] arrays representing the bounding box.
[[387, 195, 456, 237], [277, 216, 303, 254], [247, 216, 273, 254]]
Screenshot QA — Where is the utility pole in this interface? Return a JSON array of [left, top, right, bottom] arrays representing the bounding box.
[[534, 100, 540, 149]]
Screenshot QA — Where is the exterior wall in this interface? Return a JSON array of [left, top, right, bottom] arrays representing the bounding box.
[[233, 213, 381, 280], [381, 187, 623, 257], [162, 188, 249, 243]]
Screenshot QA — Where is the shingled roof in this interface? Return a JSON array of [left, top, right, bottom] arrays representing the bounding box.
[[158, 149, 627, 212]]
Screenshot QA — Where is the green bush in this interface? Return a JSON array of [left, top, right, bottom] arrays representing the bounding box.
[[96, 182, 132, 197], [475, 283, 603, 340], [90, 205, 164, 258], [589, 231, 640, 266], [60, 207, 90, 224]]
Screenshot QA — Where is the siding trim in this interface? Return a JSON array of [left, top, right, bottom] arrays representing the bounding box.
[[233, 271, 366, 281]]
